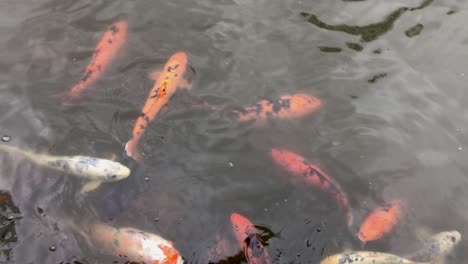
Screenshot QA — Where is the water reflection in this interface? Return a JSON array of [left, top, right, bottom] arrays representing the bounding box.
[[301, 0, 434, 43]]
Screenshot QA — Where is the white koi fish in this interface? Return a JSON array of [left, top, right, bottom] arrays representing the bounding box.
[[89, 222, 183, 264], [407, 231, 461, 263], [0, 144, 130, 192], [320, 251, 426, 264]]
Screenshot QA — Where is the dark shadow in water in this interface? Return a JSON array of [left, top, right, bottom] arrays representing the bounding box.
[[301, 0, 434, 42], [0, 191, 20, 263]]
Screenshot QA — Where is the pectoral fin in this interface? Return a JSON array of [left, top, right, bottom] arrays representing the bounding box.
[[149, 69, 163, 81], [81, 181, 102, 193], [179, 79, 191, 90]]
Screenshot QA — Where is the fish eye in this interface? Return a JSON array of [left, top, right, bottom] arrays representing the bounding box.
[[111, 175, 117, 179]]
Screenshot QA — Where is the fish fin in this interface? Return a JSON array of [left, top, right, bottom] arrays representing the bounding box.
[[179, 78, 191, 90], [415, 226, 433, 242], [81, 181, 102, 193], [148, 69, 163, 81], [102, 152, 117, 161]]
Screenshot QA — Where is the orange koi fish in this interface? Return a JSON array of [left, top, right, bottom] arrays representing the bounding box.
[[269, 148, 353, 226], [89, 222, 183, 264], [233, 93, 321, 124], [230, 213, 271, 264], [63, 20, 128, 102], [357, 200, 402, 243], [125, 52, 190, 162]]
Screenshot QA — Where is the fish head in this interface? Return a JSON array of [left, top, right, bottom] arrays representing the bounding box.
[[356, 231, 369, 243], [166, 52, 188, 76], [289, 94, 321, 116], [104, 161, 130, 182], [269, 148, 309, 176], [230, 213, 256, 247], [437, 230, 462, 246]]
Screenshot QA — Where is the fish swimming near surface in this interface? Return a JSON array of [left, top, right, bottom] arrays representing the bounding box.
[[230, 213, 271, 264], [407, 231, 461, 263], [62, 20, 128, 103], [232, 93, 321, 124], [320, 251, 426, 264], [357, 200, 402, 243], [269, 148, 353, 226], [89, 222, 183, 264], [125, 52, 190, 162], [0, 144, 130, 193]]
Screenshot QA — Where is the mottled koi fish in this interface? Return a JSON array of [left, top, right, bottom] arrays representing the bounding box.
[[233, 93, 321, 124], [63, 20, 128, 102], [408, 231, 461, 263], [269, 148, 353, 226], [0, 144, 129, 193], [230, 213, 271, 264], [89, 222, 183, 264], [357, 200, 402, 243], [125, 52, 190, 162], [320, 251, 426, 264]]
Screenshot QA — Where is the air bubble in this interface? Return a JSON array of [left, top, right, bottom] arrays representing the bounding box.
[[1, 136, 10, 142], [49, 245, 56, 252]]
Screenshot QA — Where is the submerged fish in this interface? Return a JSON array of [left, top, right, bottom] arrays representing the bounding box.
[[408, 231, 461, 263], [230, 213, 271, 264], [269, 148, 353, 226], [233, 93, 321, 124], [125, 52, 190, 162], [0, 144, 130, 193], [320, 251, 426, 264], [357, 200, 402, 243], [89, 222, 183, 264], [63, 20, 128, 102]]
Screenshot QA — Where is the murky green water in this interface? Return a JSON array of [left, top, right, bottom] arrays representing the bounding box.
[[0, 0, 467, 263]]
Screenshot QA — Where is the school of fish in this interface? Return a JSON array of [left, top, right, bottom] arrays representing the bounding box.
[[1, 19, 463, 263]]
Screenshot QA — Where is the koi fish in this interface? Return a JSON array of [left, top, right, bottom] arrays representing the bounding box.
[[269, 148, 353, 226], [230, 213, 271, 264], [233, 93, 321, 124], [89, 222, 183, 264], [320, 251, 426, 264], [357, 200, 402, 243], [63, 20, 128, 102], [408, 231, 461, 263], [125, 52, 190, 162], [0, 144, 130, 193]]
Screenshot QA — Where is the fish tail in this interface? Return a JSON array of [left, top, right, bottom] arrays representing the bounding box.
[[0, 144, 31, 159]]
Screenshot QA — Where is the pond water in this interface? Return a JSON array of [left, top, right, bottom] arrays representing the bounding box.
[[0, 0, 467, 263]]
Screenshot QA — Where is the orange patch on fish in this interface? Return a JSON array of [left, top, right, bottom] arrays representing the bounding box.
[[230, 213, 271, 264], [233, 93, 321, 124], [357, 200, 402, 243], [158, 244, 182, 264], [63, 20, 128, 102], [269, 148, 353, 226], [125, 52, 190, 162]]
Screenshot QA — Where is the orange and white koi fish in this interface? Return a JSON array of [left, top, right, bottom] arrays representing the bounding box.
[[63, 20, 128, 102], [233, 93, 321, 124], [269, 148, 353, 226], [125, 52, 190, 162], [89, 222, 183, 264], [230, 213, 271, 264], [357, 200, 402, 243]]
